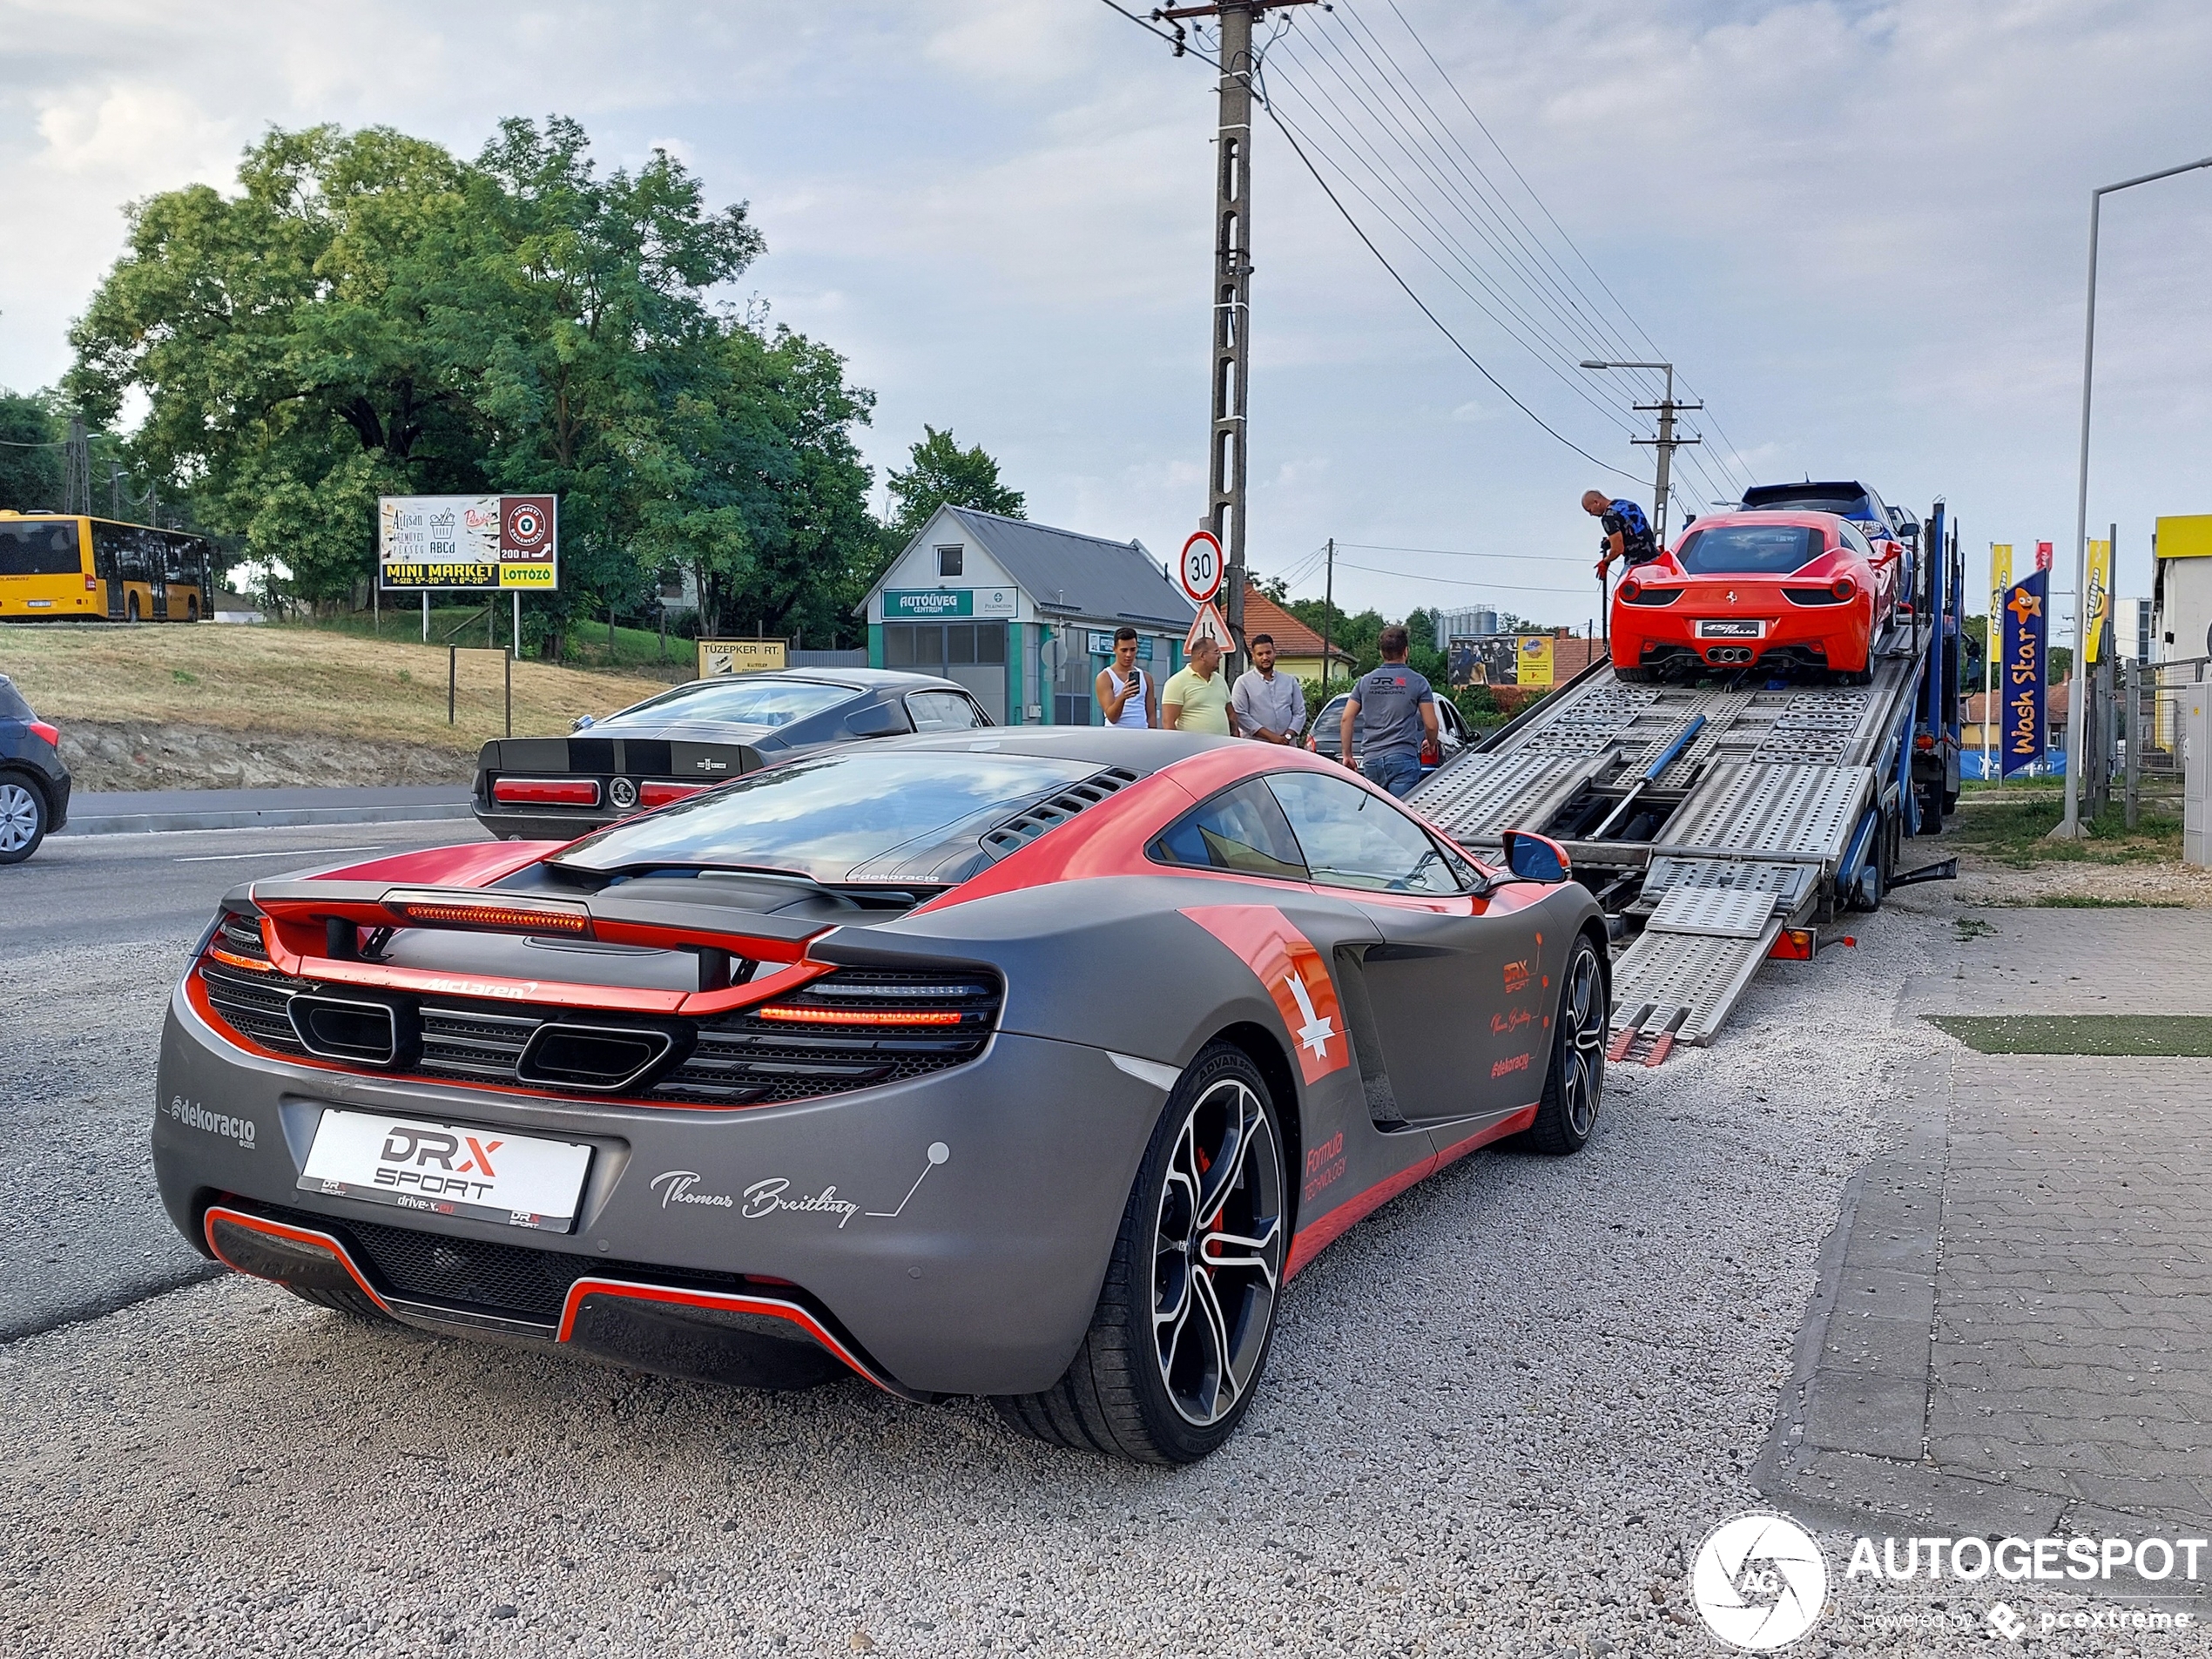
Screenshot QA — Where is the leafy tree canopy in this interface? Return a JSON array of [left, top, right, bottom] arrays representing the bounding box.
[[65, 118, 880, 643], [0, 390, 63, 512], [884, 424, 1024, 546]]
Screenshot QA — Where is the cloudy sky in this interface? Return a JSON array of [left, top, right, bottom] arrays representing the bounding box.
[[4, 0, 2209, 627]]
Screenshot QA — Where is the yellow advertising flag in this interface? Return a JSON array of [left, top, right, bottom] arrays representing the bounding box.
[[1990, 543, 2012, 605], [2084, 538, 2113, 664]]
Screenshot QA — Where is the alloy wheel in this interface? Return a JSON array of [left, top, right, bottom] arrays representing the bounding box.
[[0, 783, 39, 853], [1560, 945, 1606, 1139], [1152, 1076, 1284, 1427]]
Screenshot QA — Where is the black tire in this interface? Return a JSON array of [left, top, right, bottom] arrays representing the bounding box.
[[1846, 811, 1892, 913], [994, 1041, 1286, 1464], [0, 775, 48, 865], [126, 591, 140, 622], [1614, 664, 1655, 685], [287, 1282, 390, 1321], [1507, 934, 1606, 1155]]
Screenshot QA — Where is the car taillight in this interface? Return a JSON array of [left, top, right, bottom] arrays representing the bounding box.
[[638, 782, 711, 809], [491, 778, 601, 806], [84, 576, 97, 591], [1831, 577, 1856, 600], [26, 720, 59, 747], [1620, 579, 1641, 601]]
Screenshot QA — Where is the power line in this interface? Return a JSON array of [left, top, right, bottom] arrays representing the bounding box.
[[1333, 557, 1600, 596], [1262, 97, 1643, 482]]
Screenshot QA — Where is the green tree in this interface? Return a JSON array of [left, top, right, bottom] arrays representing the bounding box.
[[0, 391, 63, 510], [884, 425, 1023, 547], [69, 125, 488, 602]]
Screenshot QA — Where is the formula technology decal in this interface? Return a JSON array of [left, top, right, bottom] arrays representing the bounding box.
[[1179, 905, 1351, 1085]]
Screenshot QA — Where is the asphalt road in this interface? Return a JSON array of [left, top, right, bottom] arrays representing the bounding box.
[[1, 869, 2057, 1657], [0, 819, 490, 1342]]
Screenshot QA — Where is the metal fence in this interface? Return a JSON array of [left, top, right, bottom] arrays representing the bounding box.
[[2121, 653, 2209, 826]]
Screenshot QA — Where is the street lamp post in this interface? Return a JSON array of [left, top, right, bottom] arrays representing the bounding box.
[[2053, 154, 2212, 841]]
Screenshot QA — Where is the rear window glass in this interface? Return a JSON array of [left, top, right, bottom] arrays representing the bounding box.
[[599, 678, 854, 730], [1151, 779, 1308, 880], [551, 749, 1096, 882], [0, 677, 30, 721], [1677, 524, 1825, 576], [0, 520, 84, 577]]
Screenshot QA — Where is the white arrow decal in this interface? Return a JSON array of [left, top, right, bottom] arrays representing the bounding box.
[[1283, 970, 1335, 1062]]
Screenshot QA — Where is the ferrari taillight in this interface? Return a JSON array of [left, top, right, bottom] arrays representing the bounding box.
[[1619, 578, 1641, 601], [1830, 577, 1856, 600]]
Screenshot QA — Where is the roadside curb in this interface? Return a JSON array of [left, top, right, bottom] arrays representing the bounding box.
[[57, 802, 476, 838]]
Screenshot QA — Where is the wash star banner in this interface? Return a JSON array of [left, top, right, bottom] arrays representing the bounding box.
[[2085, 538, 2114, 665], [2000, 570, 2048, 779]]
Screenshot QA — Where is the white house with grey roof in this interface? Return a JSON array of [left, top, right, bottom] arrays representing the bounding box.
[[857, 506, 1197, 725]]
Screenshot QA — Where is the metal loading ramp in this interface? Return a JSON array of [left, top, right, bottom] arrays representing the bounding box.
[[1406, 649, 1932, 1061]]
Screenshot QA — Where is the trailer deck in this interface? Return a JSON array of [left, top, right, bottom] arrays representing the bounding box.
[[1409, 498, 1965, 1060]]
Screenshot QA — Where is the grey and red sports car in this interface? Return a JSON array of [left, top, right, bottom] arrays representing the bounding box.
[[154, 730, 1608, 1463]]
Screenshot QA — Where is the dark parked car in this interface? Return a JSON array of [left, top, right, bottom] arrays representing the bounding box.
[[1305, 690, 1471, 772], [473, 668, 993, 840], [0, 672, 70, 864]]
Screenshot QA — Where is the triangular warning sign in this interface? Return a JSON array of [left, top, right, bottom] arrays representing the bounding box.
[[1185, 601, 1231, 653]]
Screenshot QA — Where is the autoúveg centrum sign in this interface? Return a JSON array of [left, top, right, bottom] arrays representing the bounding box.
[[379, 496, 559, 591]]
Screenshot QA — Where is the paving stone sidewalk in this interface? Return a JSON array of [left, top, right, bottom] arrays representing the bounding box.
[[1759, 907, 2212, 1601]]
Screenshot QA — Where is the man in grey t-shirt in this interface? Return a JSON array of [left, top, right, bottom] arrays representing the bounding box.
[[1338, 624, 1440, 799]]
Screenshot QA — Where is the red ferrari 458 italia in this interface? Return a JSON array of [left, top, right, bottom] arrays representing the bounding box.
[[1609, 509, 1900, 683]]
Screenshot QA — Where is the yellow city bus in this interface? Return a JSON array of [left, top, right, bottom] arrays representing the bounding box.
[[0, 512, 213, 622]]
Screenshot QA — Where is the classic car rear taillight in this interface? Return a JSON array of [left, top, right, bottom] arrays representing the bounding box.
[[1831, 577, 1856, 600], [638, 782, 711, 809], [26, 720, 59, 747], [492, 778, 601, 806]]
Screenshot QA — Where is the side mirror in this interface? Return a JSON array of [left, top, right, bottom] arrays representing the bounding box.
[[571, 714, 596, 732], [1501, 828, 1570, 884]]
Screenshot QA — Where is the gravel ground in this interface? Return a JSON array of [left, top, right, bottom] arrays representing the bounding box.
[[2, 879, 2189, 1656]]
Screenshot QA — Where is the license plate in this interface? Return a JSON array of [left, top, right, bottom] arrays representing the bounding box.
[[1696, 619, 1765, 639], [298, 1109, 591, 1233]]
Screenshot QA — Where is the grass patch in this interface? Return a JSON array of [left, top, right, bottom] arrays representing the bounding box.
[[294, 607, 705, 682], [0, 621, 674, 752], [1953, 916, 1996, 941], [1945, 795, 2182, 867], [1927, 1014, 2212, 1056], [2021, 894, 2184, 909]]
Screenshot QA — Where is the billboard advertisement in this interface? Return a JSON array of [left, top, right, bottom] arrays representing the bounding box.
[[697, 640, 789, 678], [1448, 633, 1554, 689], [379, 496, 558, 591]]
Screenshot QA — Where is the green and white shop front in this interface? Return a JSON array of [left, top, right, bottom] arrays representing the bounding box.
[[860, 505, 1195, 726]]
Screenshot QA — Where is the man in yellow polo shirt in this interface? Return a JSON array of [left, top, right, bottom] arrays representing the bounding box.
[[1160, 637, 1238, 735]]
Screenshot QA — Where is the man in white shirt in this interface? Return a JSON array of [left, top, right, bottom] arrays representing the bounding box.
[[1230, 634, 1306, 745]]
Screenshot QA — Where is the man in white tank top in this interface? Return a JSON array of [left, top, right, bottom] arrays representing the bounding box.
[[1094, 626, 1157, 728]]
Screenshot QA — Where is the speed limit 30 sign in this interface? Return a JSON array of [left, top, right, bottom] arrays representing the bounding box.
[[1178, 529, 1224, 606]]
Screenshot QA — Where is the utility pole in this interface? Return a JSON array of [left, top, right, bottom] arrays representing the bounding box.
[[64, 415, 90, 516], [1156, 0, 1318, 675], [1580, 361, 1700, 552], [1320, 536, 1335, 694], [109, 461, 121, 520]]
